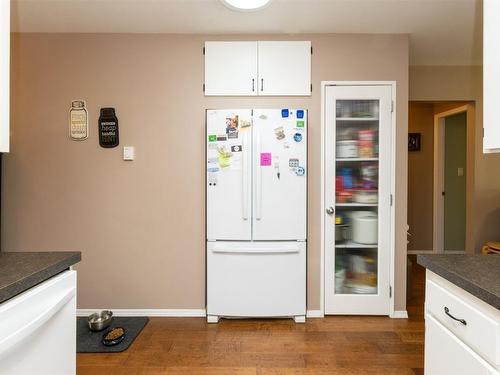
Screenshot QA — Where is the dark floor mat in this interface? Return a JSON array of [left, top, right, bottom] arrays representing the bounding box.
[[77, 316, 149, 353]]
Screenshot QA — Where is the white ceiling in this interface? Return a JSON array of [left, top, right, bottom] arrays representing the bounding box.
[[11, 0, 482, 66]]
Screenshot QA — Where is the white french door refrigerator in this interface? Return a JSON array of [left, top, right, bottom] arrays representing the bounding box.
[[206, 108, 307, 323]]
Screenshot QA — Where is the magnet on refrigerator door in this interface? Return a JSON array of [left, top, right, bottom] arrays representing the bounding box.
[[296, 166, 305, 176], [260, 152, 272, 166], [208, 172, 218, 186], [274, 127, 286, 140], [217, 146, 232, 168], [231, 145, 243, 152], [240, 119, 251, 129], [297, 110, 304, 119], [296, 121, 305, 128], [281, 109, 289, 118], [293, 133, 303, 142], [289, 158, 299, 168]]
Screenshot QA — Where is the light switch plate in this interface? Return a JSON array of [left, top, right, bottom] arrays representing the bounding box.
[[457, 167, 464, 177], [123, 146, 135, 161]]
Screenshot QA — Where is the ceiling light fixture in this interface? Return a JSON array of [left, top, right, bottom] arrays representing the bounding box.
[[221, 0, 272, 12]]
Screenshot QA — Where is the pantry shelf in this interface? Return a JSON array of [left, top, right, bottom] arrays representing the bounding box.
[[336, 203, 378, 207], [336, 157, 379, 162], [335, 240, 378, 248], [336, 117, 378, 122]]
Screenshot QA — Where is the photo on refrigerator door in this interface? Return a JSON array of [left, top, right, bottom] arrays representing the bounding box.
[[225, 114, 239, 138]]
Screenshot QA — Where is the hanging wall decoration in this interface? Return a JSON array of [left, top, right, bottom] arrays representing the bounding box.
[[408, 133, 421, 151], [98, 108, 119, 148], [69, 100, 89, 140]]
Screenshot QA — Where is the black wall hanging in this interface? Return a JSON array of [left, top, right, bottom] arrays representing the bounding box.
[[98, 108, 119, 148], [408, 133, 421, 151]]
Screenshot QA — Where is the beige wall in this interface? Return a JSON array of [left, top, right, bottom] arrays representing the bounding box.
[[410, 66, 500, 252], [2, 33, 409, 311], [408, 102, 434, 250]]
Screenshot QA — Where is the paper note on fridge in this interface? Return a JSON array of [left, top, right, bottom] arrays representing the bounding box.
[[260, 153, 272, 166]]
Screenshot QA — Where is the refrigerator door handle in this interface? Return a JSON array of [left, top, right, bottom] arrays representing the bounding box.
[[255, 131, 262, 221], [212, 246, 299, 254], [242, 131, 249, 220]]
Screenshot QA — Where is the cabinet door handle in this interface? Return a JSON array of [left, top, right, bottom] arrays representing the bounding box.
[[444, 306, 467, 325], [252, 78, 255, 92], [261, 78, 264, 92]]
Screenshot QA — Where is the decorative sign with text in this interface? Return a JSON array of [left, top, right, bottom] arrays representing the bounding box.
[[98, 108, 119, 148]]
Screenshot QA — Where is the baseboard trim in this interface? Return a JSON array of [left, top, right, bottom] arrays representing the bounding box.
[[306, 310, 324, 318], [391, 310, 409, 319], [77, 309, 207, 317]]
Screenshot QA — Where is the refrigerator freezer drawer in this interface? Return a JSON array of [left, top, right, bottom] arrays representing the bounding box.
[[207, 241, 306, 317]]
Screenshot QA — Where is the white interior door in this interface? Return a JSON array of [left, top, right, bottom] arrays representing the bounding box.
[[257, 41, 311, 96], [324, 85, 393, 315], [204, 41, 257, 96], [206, 109, 252, 240], [252, 109, 307, 241]]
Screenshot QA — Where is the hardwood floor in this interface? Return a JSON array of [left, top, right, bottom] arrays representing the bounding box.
[[77, 260, 425, 375]]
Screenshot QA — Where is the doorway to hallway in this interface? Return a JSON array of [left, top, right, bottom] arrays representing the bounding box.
[[407, 102, 475, 254]]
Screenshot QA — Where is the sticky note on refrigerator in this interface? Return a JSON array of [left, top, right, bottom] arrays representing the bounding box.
[[260, 153, 272, 166]]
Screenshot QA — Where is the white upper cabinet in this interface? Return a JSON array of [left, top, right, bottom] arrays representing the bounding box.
[[484, 0, 500, 153], [0, 0, 9, 152], [204, 41, 311, 97], [204, 41, 258, 96], [257, 41, 311, 96]]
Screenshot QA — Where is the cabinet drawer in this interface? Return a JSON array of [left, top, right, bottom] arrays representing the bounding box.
[[425, 314, 498, 375], [426, 273, 500, 368]]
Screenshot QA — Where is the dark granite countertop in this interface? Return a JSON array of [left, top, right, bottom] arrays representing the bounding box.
[[417, 254, 500, 310], [0, 252, 81, 304]]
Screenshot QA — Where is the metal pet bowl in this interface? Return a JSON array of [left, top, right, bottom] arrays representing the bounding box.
[[88, 310, 113, 332]]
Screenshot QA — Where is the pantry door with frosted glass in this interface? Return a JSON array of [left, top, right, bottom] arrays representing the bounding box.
[[324, 85, 393, 315]]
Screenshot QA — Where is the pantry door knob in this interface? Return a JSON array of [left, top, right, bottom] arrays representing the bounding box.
[[326, 206, 335, 215]]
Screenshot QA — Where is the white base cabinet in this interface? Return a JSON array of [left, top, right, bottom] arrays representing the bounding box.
[[425, 314, 497, 375], [425, 271, 500, 375], [0, 271, 77, 375]]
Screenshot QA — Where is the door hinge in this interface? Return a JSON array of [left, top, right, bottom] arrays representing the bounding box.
[[391, 100, 394, 113], [203, 47, 205, 55], [390, 194, 393, 206], [311, 46, 313, 55], [203, 83, 205, 92], [310, 83, 313, 92], [389, 286, 392, 298]]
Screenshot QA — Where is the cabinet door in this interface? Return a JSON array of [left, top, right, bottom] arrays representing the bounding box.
[[0, 0, 9, 152], [324, 85, 393, 315], [425, 314, 497, 375], [204, 41, 257, 96], [483, 0, 500, 153], [257, 41, 311, 96]]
